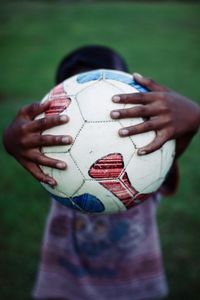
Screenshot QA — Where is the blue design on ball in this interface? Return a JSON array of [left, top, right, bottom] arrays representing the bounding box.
[[50, 193, 105, 213], [77, 70, 102, 84], [77, 69, 148, 92]]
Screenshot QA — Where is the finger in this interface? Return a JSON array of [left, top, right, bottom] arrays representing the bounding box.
[[133, 73, 168, 92], [112, 92, 153, 105], [23, 134, 73, 148], [28, 151, 67, 170], [20, 158, 57, 186], [20, 101, 50, 119], [137, 132, 169, 155], [26, 114, 69, 132], [111, 104, 159, 119], [118, 119, 163, 137]]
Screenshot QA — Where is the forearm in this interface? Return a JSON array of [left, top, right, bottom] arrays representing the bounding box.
[[175, 102, 200, 158]]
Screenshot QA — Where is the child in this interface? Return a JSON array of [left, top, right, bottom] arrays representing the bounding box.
[[3, 45, 200, 300]]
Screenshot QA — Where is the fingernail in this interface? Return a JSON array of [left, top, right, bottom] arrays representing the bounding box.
[[133, 73, 143, 79], [112, 95, 120, 102], [138, 149, 146, 155], [111, 111, 120, 119], [60, 115, 68, 122], [62, 136, 71, 144], [119, 129, 129, 136], [56, 162, 66, 169], [47, 179, 56, 186]]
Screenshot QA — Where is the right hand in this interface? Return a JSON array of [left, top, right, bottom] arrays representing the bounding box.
[[3, 102, 72, 186]]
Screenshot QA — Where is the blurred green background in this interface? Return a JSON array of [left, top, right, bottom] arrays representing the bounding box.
[[0, 1, 200, 299]]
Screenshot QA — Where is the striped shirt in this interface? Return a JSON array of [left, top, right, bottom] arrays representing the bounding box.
[[33, 194, 168, 300]]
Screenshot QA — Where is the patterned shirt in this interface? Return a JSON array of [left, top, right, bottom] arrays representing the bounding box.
[[33, 194, 168, 300]]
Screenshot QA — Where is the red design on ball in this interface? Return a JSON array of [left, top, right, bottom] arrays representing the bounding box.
[[45, 83, 71, 116], [89, 153, 152, 209]]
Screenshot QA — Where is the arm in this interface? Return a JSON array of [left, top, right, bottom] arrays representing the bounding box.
[[3, 102, 72, 186], [110, 73, 200, 158]]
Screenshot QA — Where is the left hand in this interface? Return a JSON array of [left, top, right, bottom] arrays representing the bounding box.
[[110, 73, 200, 156]]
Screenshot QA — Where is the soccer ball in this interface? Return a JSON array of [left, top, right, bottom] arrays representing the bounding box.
[[37, 69, 175, 214]]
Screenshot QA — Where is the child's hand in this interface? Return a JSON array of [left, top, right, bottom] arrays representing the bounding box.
[[111, 73, 200, 156], [3, 102, 72, 186]]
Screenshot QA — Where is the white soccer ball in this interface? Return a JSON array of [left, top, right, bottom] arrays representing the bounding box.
[[37, 69, 175, 214]]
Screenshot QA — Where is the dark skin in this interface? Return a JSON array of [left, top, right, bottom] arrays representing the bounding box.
[[3, 73, 200, 187], [111, 73, 200, 157]]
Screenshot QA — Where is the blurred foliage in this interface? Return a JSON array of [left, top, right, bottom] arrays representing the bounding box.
[[0, 1, 200, 299]]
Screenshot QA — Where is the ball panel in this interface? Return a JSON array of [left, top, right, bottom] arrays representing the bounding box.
[[76, 80, 122, 122], [126, 150, 162, 192], [138, 177, 165, 194], [160, 140, 176, 178], [70, 122, 136, 179], [131, 130, 155, 149]]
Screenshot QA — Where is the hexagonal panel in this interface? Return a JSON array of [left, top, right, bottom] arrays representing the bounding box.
[[125, 149, 162, 193], [138, 177, 165, 194], [71, 122, 136, 180], [76, 80, 123, 122], [41, 152, 84, 198]]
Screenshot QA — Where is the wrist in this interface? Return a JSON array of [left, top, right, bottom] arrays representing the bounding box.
[[189, 101, 200, 133]]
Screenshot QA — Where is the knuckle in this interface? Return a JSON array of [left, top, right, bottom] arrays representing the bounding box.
[[54, 136, 62, 143], [53, 115, 61, 124], [31, 102, 39, 111], [161, 104, 170, 114], [39, 174, 47, 182], [117, 109, 126, 118], [18, 105, 28, 116], [29, 102, 39, 115], [34, 172, 45, 182], [39, 135, 47, 145], [122, 109, 130, 116], [138, 93, 145, 101], [158, 92, 168, 102], [144, 121, 153, 131], [129, 126, 138, 134], [20, 123, 28, 134], [39, 117, 48, 128], [19, 137, 27, 148], [138, 105, 146, 114], [37, 155, 45, 165], [120, 94, 126, 101], [164, 115, 173, 126], [149, 141, 160, 152]]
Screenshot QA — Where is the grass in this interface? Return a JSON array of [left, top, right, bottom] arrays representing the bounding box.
[[0, 1, 200, 299]]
